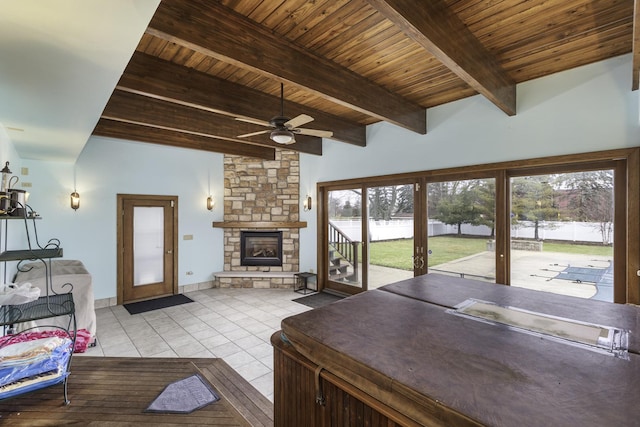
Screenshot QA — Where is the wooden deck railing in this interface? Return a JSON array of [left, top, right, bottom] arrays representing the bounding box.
[[328, 221, 359, 281]]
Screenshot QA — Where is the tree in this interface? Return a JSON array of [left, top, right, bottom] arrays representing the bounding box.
[[395, 184, 414, 215], [341, 199, 353, 217], [366, 185, 414, 220], [556, 170, 613, 245], [431, 180, 491, 236], [470, 180, 496, 238], [511, 176, 559, 240], [329, 195, 342, 218], [368, 186, 395, 221]]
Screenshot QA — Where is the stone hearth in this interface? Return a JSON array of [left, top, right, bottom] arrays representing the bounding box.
[[214, 150, 301, 289]]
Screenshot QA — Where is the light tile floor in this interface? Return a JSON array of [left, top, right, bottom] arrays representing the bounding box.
[[77, 288, 312, 402]]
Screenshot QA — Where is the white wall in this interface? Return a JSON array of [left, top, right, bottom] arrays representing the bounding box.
[[18, 137, 225, 300], [299, 54, 640, 271]]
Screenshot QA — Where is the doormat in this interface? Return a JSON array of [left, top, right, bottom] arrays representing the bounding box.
[[146, 374, 220, 414], [124, 294, 194, 315], [293, 291, 345, 309]]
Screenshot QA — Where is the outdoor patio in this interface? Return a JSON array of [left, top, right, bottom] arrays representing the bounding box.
[[367, 250, 613, 302]]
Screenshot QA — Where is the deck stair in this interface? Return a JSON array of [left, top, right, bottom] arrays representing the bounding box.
[[328, 221, 359, 282]]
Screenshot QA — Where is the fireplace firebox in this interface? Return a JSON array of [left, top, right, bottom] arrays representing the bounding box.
[[240, 231, 283, 267]]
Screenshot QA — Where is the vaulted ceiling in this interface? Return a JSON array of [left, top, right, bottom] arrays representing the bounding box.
[[19, 1, 640, 162]]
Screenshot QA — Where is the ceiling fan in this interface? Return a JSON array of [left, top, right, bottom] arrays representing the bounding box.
[[236, 83, 333, 145]]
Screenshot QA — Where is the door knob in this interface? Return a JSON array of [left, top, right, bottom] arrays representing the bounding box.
[[166, 249, 173, 254]]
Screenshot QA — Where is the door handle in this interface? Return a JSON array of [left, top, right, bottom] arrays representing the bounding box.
[[412, 256, 425, 269], [166, 249, 173, 254]]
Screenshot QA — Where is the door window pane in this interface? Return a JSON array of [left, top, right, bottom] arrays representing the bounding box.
[[367, 184, 414, 289], [133, 206, 164, 286], [510, 171, 614, 301], [427, 178, 496, 282], [328, 189, 362, 289]]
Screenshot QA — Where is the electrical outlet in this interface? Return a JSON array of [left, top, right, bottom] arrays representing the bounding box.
[[186, 271, 194, 275], [183, 234, 193, 240], [21, 182, 32, 188]]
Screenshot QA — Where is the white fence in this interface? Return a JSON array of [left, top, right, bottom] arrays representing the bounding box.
[[330, 219, 611, 244]]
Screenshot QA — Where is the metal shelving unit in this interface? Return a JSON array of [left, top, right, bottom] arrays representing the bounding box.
[[0, 204, 75, 404]]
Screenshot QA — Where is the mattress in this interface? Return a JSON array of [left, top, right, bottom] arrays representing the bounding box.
[[280, 274, 640, 426]]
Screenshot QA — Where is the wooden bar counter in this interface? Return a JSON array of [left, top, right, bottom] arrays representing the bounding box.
[[273, 274, 640, 426]]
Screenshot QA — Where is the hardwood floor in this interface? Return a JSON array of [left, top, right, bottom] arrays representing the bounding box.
[[0, 357, 273, 426]]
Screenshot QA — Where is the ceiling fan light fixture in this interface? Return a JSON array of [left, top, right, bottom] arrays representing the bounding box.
[[270, 129, 295, 144]]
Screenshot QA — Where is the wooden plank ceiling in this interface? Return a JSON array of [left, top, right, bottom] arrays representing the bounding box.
[[94, 0, 637, 159]]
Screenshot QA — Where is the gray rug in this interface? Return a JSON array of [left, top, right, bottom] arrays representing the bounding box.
[[293, 291, 345, 309], [146, 374, 220, 414]]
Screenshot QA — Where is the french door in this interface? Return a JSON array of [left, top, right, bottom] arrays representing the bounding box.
[[323, 181, 420, 295], [118, 194, 178, 304], [425, 176, 497, 282]]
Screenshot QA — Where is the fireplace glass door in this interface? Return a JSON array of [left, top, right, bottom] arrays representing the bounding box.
[[241, 231, 283, 267]]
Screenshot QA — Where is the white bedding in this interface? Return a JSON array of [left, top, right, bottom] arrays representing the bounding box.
[[14, 260, 96, 339]]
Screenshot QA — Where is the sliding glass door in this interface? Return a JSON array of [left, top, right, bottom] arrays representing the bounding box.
[[325, 183, 417, 294], [367, 184, 415, 289], [509, 170, 615, 301], [327, 188, 363, 293], [426, 177, 496, 282], [319, 151, 633, 303]]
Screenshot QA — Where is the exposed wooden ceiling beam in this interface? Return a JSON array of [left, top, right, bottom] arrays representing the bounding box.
[[367, 0, 516, 116], [633, 0, 640, 90], [118, 52, 366, 147], [93, 119, 276, 160], [100, 90, 323, 155], [147, 0, 426, 135]]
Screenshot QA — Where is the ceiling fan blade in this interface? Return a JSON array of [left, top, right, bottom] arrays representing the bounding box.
[[297, 128, 334, 138], [235, 117, 272, 127], [285, 114, 314, 129], [237, 130, 270, 138]]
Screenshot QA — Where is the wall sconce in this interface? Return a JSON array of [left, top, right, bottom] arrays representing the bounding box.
[[303, 195, 312, 211], [206, 169, 215, 211], [70, 191, 80, 210]]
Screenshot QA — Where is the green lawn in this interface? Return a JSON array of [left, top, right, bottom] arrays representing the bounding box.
[[542, 241, 612, 256], [368, 236, 612, 270]]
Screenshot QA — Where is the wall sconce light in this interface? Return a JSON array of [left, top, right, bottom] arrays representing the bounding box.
[[303, 195, 312, 211], [70, 191, 80, 211], [206, 169, 215, 211]]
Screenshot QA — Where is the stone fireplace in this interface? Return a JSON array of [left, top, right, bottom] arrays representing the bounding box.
[[212, 150, 303, 289]]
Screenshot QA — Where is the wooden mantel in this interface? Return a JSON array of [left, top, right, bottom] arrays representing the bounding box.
[[212, 221, 307, 229]]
